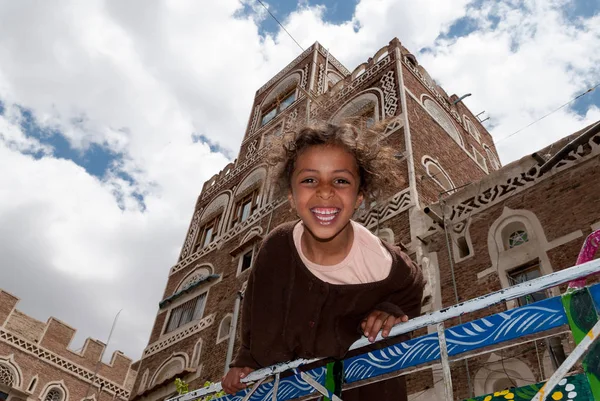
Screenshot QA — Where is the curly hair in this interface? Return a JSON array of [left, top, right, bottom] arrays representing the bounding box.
[[268, 121, 403, 205]]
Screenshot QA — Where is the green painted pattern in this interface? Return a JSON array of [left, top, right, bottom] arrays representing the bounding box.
[[463, 373, 592, 401], [561, 288, 600, 401]]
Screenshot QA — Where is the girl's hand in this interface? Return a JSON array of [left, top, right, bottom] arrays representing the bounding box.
[[222, 367, 254, 394], [361, 310, 409, 342]]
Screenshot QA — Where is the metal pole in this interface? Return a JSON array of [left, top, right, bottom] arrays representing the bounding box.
[[224, 292, 243, 374], [85, 309, 123, 399], [436, 323, 454, 401]]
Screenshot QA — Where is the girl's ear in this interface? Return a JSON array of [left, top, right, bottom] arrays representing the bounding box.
[[288, 191, 296, 210], [355, 192, 364, 210]]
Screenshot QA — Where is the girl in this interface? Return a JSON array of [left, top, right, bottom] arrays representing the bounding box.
[[222, 122, 425, 400]]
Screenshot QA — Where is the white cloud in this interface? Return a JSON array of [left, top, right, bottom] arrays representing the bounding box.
[[0, 0, 598, 364]]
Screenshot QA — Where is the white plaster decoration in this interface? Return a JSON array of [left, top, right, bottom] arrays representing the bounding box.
[[249, 106, 260, 135], [449, 218, 474, 262], [191, 340, 203, 368], [592, 221, 600, 231], [423, 98, 463, 147], [464, 117, 481, 143], [383, 116, 404, 137], [316, 44, 350, 76], [472, 146, 489, 173], [170, 199, 287, 276], [39, 382, 69, 401], [44, 388, 65, 401], [234, 167, 267, 198], [200, 192, 230, 225], [27, 375, 38, 393], [245, 139, 258, 159], [239, 227, 263, 246], [0, 364, 14, 387], [316, 64, 325, 95], [484, 144, 501, 170], [473, 353, 535, 396], [311, 55, 393, 120], [200, 147, 269, 202], [151, 356, 186, 387], [137, 369, 149, 394], [354, 189, 412, 230], [241, 281, 248, 296], [422, 156, 455, 193], [486, 207, 556, 308], [376, 228, 395, 245], [284, 108, 298, 134], [261, 73, 301, 109], [216, 315, 233, 344], [0, 330, 129, 399], [258, 47, 314, 95], [330, 92, 380, 124], [373, 46, 389, 63], [404, 56, 466, 129], [142, 314, 215, 358], [446, 131, 600, 222], [180, 210, 202, 260], [301, 64, 309, 90], [351, 65, 367, 80], [546, 230, 584, 249], [176, 266, 213, 292], [327, 71, 342, 86], [380, 70, 398, 116]]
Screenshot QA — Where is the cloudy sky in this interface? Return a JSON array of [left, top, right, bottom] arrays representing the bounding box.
[[0, 0, 598, 364]]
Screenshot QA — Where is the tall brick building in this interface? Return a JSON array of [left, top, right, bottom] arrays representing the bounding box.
[[130, 38, 503, 401], [0, 289, 137, 401]]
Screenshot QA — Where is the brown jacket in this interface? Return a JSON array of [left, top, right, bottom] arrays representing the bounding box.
[[231, 221, 425, 371]]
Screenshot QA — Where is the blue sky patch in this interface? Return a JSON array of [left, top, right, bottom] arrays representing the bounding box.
[[192, 133, 232, 159], [238, 0, 357, 38]]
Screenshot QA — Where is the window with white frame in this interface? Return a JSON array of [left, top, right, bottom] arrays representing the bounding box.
[[217, 315, 232, 343], [484, 144, 501, 170], [261, 86, 296, 126], [44, 388, 65, 401], [422, 157, 455, 193], [423, 98, 463, 146], [464, 117, 481, 143], [501, 221, 530, 251], [231, 189, 260, 228], [238, 249, 254, 275], [164, 293, 207, 333], [472, 147, 488, 172], [196, 214, 221, 252]]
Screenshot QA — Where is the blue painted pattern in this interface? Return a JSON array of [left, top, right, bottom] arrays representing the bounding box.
[[345, 296, 567, 383], [217, 367, 326, 401], [590, 283, 600, 313], [213, 294, 572, 400]]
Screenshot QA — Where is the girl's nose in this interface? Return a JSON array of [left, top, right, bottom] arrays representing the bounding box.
[[317, 185, 334, 199]]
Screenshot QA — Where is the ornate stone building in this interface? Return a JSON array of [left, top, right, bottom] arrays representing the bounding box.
[[0, 289, 137, 401], [129, 38, 501, 401]]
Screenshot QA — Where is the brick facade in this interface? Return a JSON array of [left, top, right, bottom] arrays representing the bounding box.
[[0, 290, 136, 401], [128, 38, 529, 401]]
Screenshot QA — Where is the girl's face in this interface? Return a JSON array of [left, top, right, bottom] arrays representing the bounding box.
[[288, 144, 364, 241]]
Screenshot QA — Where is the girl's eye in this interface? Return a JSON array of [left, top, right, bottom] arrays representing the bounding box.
[[335, 179, 350, 185], [301, 178, 316, 184]]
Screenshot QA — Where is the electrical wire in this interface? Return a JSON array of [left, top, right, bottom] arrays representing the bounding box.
[[255, 0, 305, 51]]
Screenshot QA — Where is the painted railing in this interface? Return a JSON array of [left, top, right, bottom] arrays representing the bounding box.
[[167, 231, 600, 401]]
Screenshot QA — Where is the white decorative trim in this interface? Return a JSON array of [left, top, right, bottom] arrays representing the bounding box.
[[137, 369, 149, 395], [422, 95, 463, 147], [0, 330, 129, 399], [216, 314, 233, 345], [143, 314, 215, 358], [174, 265, 215, 293], [257, 46, 314, 95], [0, 354, 22, 389], [39, 380, 69, 401], [422, 156, 456, 193], [445, 130, 600, 222], [316, 44, 350, 76], [547, 230, 584, 249], [354, 189, 412, 230], [592, 221, 600, 231], [380, 70, 398, 116], [160, 288, 212, 335], [191, 339, 203, 368], [27, 374, 38, 394], [149, 354, 187, 387], [316, 63, 325, 95]]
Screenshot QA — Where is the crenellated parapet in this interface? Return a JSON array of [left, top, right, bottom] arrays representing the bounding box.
[[0, 289, 137, 397]]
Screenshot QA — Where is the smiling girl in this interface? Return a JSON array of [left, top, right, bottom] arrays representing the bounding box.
[[222, 122, 425, 400]]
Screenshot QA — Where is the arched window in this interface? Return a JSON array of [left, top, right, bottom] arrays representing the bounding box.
[[500, 221, 530, 251], [151, 357, 186, 386], [192, 340, 203, 367], [464, 117, 481, 143], [423, 98, 463, 146], [508, 230, 529, 248], [177, 266, 213, 293], [0, 365, 15, 387], [217, 315, 233, 344], [484, 144, 501, 170], [260, 74, 300, 127], [331, 93, 379, 129], [44, 388, 64, 401], [27, 376, 37, 393], [422, 156, 455, 193]]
